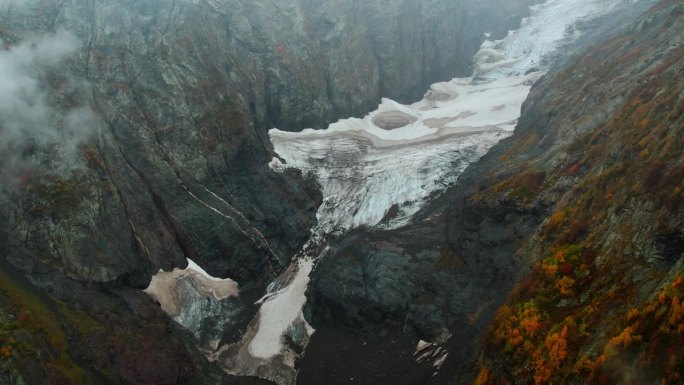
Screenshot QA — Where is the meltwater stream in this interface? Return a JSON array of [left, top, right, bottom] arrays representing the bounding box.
[[144, 0, 638, 383]]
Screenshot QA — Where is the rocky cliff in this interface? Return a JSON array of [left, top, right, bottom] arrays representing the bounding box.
[[0, 0, 538, 383], [3, 0, 677, 384]]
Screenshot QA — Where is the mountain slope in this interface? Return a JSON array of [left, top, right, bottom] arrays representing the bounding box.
[[303, 1, 681, 384], [473, 2, 683, 384], [0, 0, 537, 383]]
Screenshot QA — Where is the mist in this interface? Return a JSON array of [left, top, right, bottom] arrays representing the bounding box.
[[0, 29, 99, 186], [0, 0, 32, 8]]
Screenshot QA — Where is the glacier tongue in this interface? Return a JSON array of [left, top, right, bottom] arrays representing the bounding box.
[[273, 130, 511, 233], [269, 0, 633, 235], [270, 73, 539, 234], [474, 0, 629, 79]]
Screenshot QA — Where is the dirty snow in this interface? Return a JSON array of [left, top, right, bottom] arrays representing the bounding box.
[[144, 258, 239, 316], [248, 257, 315, 359]]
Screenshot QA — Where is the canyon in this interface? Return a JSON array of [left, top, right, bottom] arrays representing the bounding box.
[[0, 0, 682, 384]]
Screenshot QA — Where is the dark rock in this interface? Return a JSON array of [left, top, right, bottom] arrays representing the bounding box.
[[0, 0, 544, 382]]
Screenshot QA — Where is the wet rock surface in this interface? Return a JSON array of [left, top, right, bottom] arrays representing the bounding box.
[[2, 0, 668, 383], [304, 177, 552, 384]]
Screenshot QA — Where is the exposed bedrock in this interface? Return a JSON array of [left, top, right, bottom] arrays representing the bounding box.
[[0, 0, 540, 292], [305, 186, 551, 384], [0, 0, 540, 383]]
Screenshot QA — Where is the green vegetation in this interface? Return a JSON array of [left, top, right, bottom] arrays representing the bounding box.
[[491, 171, 546, 203], [0, 267, 93, 384]]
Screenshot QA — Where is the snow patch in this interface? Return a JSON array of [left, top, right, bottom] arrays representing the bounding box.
[[144, 258, 239, 316], [248, 258, 315, 359], [415, 340, 432, 354], [268, 157, 286, 172], [433, 353, 448, 369]]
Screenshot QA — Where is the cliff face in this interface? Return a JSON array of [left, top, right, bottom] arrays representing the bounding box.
[[5, 0, 677, 384], [0, 0, 538, 288], [304, 1, 681, 384], [0, 0, 538, 383], [473, 2, 684, 384]]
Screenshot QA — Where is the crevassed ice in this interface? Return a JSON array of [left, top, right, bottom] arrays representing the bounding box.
[[475, 0, 627, 79]]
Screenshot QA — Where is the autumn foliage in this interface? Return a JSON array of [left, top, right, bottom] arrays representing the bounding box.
[[474, 2, 684, 384], [579, 274, 684, 385]]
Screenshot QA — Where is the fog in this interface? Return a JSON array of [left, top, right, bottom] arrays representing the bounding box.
[[0, 0, 31, 8], [0, 30, 99, 186]]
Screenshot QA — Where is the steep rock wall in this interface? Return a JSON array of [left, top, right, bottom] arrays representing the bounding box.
[[0, 0, 537, 383]]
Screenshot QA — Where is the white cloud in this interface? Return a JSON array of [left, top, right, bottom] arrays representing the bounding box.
[[0, 0, 32, 8], [0, 30, 80, 135], [0, 30, 99, 183]]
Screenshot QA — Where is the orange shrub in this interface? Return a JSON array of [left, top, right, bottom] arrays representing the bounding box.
[[549, 210, 566, 228], [474, 366, 490, 385], [556, 276, 576, 297], [534, 325, 569, 385]]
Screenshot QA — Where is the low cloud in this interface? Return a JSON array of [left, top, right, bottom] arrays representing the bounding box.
[[0, 0, 32, 8], [0, 30, 100, 185]]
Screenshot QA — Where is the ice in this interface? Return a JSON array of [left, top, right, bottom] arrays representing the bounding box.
[[270, 72, 539, 234], [272, 130, 510, 233], [144, 258, 239, 316], [474, 0, 628, 79], [270, 0, 631, 236], [268, 157, 286, 172], [415, 340, 433, 355], [434, 353, 448, 369], [248, 258, 315, 359]]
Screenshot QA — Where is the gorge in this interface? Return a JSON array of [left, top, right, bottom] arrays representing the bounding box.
[[0, 0, 682, 384]]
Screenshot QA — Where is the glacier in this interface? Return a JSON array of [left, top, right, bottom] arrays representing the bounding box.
[[253, 0, 632, 372], [143, 0, 643, 383]]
